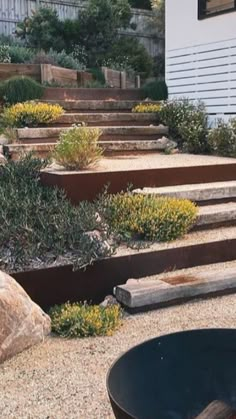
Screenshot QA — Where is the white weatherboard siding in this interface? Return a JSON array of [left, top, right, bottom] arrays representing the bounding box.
[[166, 0, 236, 117]]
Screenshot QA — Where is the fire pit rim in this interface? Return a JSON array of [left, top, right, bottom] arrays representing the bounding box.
[[106, 327, 236, 419]]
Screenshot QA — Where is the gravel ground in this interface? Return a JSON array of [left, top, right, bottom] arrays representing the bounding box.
[[0, 295, 236, 419], [44, 153, 236, 174]]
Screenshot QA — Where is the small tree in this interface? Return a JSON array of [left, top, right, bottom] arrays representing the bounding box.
[[78, 0, 132, 66], [15, 7, 65, 52]]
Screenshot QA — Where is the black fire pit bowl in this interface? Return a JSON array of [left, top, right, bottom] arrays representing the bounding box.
[[107, 329, 236, 419]]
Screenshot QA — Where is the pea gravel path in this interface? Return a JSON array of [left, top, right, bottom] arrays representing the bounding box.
[[0, 295, 235, 419]]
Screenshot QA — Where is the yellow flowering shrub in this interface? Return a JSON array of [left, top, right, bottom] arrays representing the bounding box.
[[2, 101, 63, 127], [132, 103, 161, 113], [103, 193, 198, 241], [49, 302, 122, 338]]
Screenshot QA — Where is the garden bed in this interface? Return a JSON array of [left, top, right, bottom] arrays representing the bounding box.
[[12, 229, 236, 308], [41, 156, 236, 203]]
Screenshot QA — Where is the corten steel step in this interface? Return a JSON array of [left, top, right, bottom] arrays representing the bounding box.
[[133, 181, 236, 202], [50, 112, 158, 127], [114, 264, 236, 311], [40, 100, 158, 112], [16, 125, 168, 143]]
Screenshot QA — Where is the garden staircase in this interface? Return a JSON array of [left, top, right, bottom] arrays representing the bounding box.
[[114, 180, 236, 311], [4, 89, 168, 160]]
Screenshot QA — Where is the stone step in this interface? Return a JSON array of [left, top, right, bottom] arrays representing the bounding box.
[[5, 139, 172, 160], [16, 125, 168, 143], [52, 112, 158, 126], [41, 100, 157, 112], [197, 202, 236, 228], [133, 181, 236, 202], [115, 263, 236, 311]]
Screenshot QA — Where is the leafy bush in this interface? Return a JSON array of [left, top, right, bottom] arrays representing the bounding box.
[[49, 302, 122, 338], [78, 0, 132, 67], [8, 45, 34, 63], [2, 102, 63, 128], [16, 7, 65, 52], [0, 155, 113, 272], [53, 125, 103, 170], [107, 37, 153, 77], [0, 76, 44, 105], [0, 45, 11, 63], [159, 99, 209, 153], [132, 103, 161, 113], [102, 193, 197, 241], [48, 49, 86, 71], [208, 119, 236, 157], [89, 67, 106, 85], [142, 80, 168, 100]]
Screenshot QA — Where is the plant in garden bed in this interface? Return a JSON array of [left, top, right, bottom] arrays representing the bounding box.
[[0, 76, 44, 105], [101, 192, 198, 242], [0, 155, 113, 273], [49, 302, 122, 338], [142, 80, 168, 100], [159, 99, 209, 154], [1, 102, 63, 128], [208, 118, 236, 157], [53, 125, 103, 170], [132, 103, 161, 113]]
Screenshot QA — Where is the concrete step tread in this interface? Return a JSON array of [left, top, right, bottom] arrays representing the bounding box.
[[197, 202, 236, 226], [199, 202, 236, 214], [134, 181, 236, 201], [115, 263, 236, 309]]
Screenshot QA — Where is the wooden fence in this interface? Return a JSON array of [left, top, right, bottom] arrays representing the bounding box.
[[0, 0, 163, 57]]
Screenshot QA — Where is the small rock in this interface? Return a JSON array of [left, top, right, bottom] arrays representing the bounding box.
[[100, 295, 117, 307], [84, 230, 111, 255], [156, 136, 177, 150]]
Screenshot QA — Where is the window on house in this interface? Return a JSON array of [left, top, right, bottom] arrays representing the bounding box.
[[198, 0, 236, 19]]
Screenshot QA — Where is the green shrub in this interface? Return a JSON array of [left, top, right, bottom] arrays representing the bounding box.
[[107, 37, 153, 77], [16, 7, 65, 52], [89, 67, 106, 85], [142, 80, 168, 100], [53, 125, 103, 170], [0, 155, 113, 272], [49, 302, 122, 338], [102, 193, 197, 242], [0, 45, 11, 63], [159, 99, 209, 153], [47, 49, 86, 71], [2, 102, 63, 128], [208, 119, 236, 157], [8, 45, 34, 63], [0, 76, 44, 105]]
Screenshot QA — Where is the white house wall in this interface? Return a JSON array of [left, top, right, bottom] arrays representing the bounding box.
[[166, 0, 236, 117]]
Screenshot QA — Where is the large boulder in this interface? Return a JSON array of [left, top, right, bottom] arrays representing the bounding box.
[[0, 271, 51, 363]]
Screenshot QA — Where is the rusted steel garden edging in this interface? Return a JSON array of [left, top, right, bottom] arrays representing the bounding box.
[[12, 238, 236, 309], [41, 163, 236, 204]]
